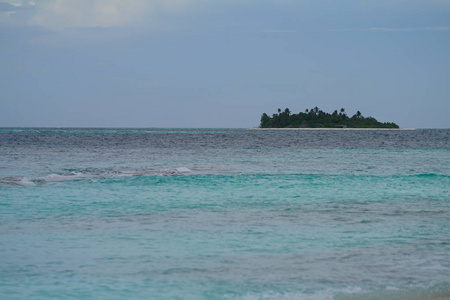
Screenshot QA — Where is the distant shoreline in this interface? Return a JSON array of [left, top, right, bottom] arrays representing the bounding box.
[[249, 127, 416, 130], [260, 107, 400, 129]]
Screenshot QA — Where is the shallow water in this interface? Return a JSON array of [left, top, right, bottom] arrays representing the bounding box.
[[1, 128, 449, 299]]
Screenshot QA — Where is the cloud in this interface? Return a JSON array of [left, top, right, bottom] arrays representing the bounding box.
[[366, 27, 415, 32], [0, 0, 35, 6], [0, 0, 202, 30], [0, 0, 34, 26], [32, 0, 153, 29], [0, 10, 16, 23], [425, 26, 450, 31], [334, 27, 413, 32]]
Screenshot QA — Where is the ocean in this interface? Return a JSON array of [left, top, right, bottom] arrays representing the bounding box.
[[0, 128, 449, 300]]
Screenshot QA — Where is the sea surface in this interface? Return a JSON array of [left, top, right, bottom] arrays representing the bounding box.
[[1, 128, 449, 300]]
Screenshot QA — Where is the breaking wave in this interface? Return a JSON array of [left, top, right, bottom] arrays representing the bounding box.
[[0, 167, 193, 186]]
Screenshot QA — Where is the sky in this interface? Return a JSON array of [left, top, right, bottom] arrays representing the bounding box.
[[0, 0, 449, 128]]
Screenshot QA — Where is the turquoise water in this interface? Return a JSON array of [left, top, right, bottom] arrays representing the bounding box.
[[1, 129, 449, 299]]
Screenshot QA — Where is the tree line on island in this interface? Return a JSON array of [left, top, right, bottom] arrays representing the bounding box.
[[260, 107, 399, 128]]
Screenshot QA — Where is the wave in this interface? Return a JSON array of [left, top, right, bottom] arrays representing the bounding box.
[[0, 167, 193, 186], [0, 176, 37, 187], [2, 170, 448, 187], [407, 173, 450, 178]]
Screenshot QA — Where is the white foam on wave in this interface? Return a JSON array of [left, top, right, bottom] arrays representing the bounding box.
[[0, 176, 36, 186], [0, 167, 194, 186], [155, 167, 193, 176], [175, 167, 192, 173], [109, 167, 192, 177], [106, 171, 139, 177], [20, 177, 36, 186], [40, 172, 94, 182]]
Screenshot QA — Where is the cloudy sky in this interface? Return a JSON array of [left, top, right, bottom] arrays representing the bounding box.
[[1, 0, 449, 128]]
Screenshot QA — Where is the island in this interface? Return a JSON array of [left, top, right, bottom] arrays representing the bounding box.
[[260, 107, 399, 128]]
